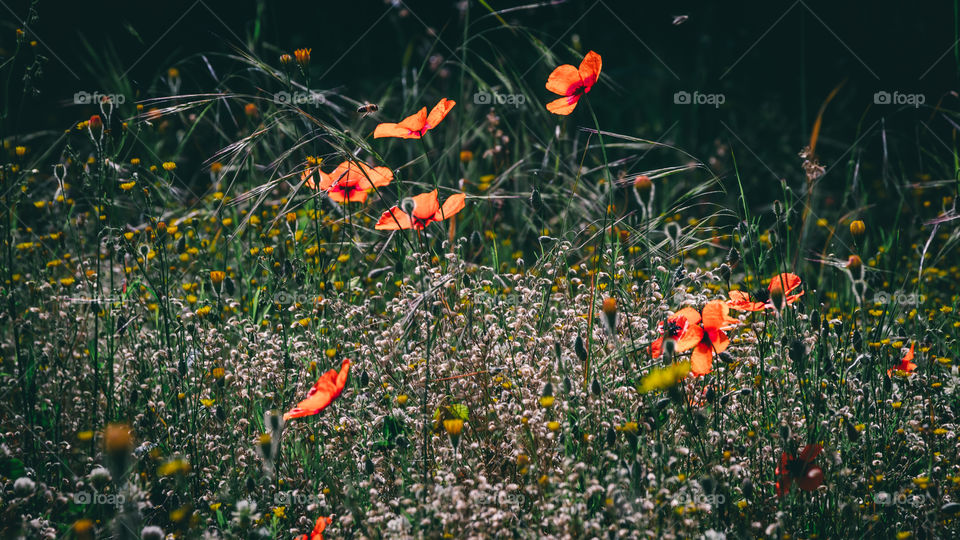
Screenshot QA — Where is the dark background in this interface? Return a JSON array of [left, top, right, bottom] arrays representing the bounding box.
[[2, 0, 956, 182]]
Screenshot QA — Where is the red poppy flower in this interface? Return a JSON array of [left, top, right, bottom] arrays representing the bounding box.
[[284, 359, 350, 420], [775, 444, 824, 497], [295, 515, 332, 540], [373, 98, 455, 139], [728, 273, 804, 312], [690, 300, 738, 376], [545, 50, 601, 115], [301, 161, 393, 203], [887, 342, 917, 377], [374, 190, 466, 231], [649, 307, 704, 358]]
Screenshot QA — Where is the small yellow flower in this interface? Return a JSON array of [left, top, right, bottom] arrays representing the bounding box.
[[443, 418, 464, 436], [209, 270, 226, 285], [294, 48, 311, 66], [162, 161, 177, 171], [397, 394, 408, 405], [538, 396, 555, 408], [547, 421, 561, 432], [14, 145, 26, 157]]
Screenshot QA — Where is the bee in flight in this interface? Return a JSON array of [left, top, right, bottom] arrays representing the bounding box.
[[357, 103, 379, 116]]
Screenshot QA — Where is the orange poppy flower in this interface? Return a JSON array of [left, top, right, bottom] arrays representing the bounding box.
[[374, 190, 466, 230], [373, 98, 456, 139], [301, 161, 393, 203], [775, 444, 824, 497], [295, 516, 332, 540], [545, 50, 601, 115], [887, 342, 917, 377], [690, 300, 738, 376], [728, 273, 804, 312], [649, 307, 704, 358], [284, 359, 350, 420]]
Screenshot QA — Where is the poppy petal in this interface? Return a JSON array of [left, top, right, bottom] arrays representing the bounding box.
[[374, 207, 413, 230], [797, 443, 823, 463], [545, 64, 581, 96], [728, 290, 766, 311], [411, 190, 440, 220], [649, 336, 664, 358], [702, 300, 736, 331], [675, 307, 702, 326], [374, 107, 428, 138], [675, 324, 704, 353], [425, 98, 455, 130], [769, 273, 802, 295], [546, 95, 580, 115], [798, 466, 824, 492], [437, 193, 466, 221], [284, 360, 351, 420], [578, 50, 602, 89], [690, 342, 714, 376]]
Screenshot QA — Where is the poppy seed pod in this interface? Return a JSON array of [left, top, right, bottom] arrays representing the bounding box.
[[574, 335, 588, 363], [634, 174, 652, 193], [846, 254, 862, 271]]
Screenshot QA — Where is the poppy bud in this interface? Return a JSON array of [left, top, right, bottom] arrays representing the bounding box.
[[810, 309, 821, 331], [844, 418, 861, 441], [726, 247, 740, 269], [470, 230, 482, 249], [606, 426, 616, 446], [360, 371, 369, 387], [562, 376, 572, 394], [742, 478, 754, 499], [602, 296, 617, 331], [89, 115, 103, 130], [853, 330, 863, 353], [662, 338, 677, 360], [530, 188, 542, 213], [717, 351, 734, 364], [591, 378, 601, 396], [718, 263, 730, 283], [789, 340, 806, 364], [779, 423, 791, 442], [224, 276, 236, 296], [574, 335, 588, 363], [364, 457, 375, 476], [850, 220, 865, 237]]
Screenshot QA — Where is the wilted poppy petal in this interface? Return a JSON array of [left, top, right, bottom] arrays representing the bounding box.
[[546, 95, 580, 115], [284, 360, 351, 420], [690, 342, 714, 376], [578, 50, 602, 89], [438, 193, 466, 220], [545, 64, 581, 96], [375, 207, 413, 230]]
